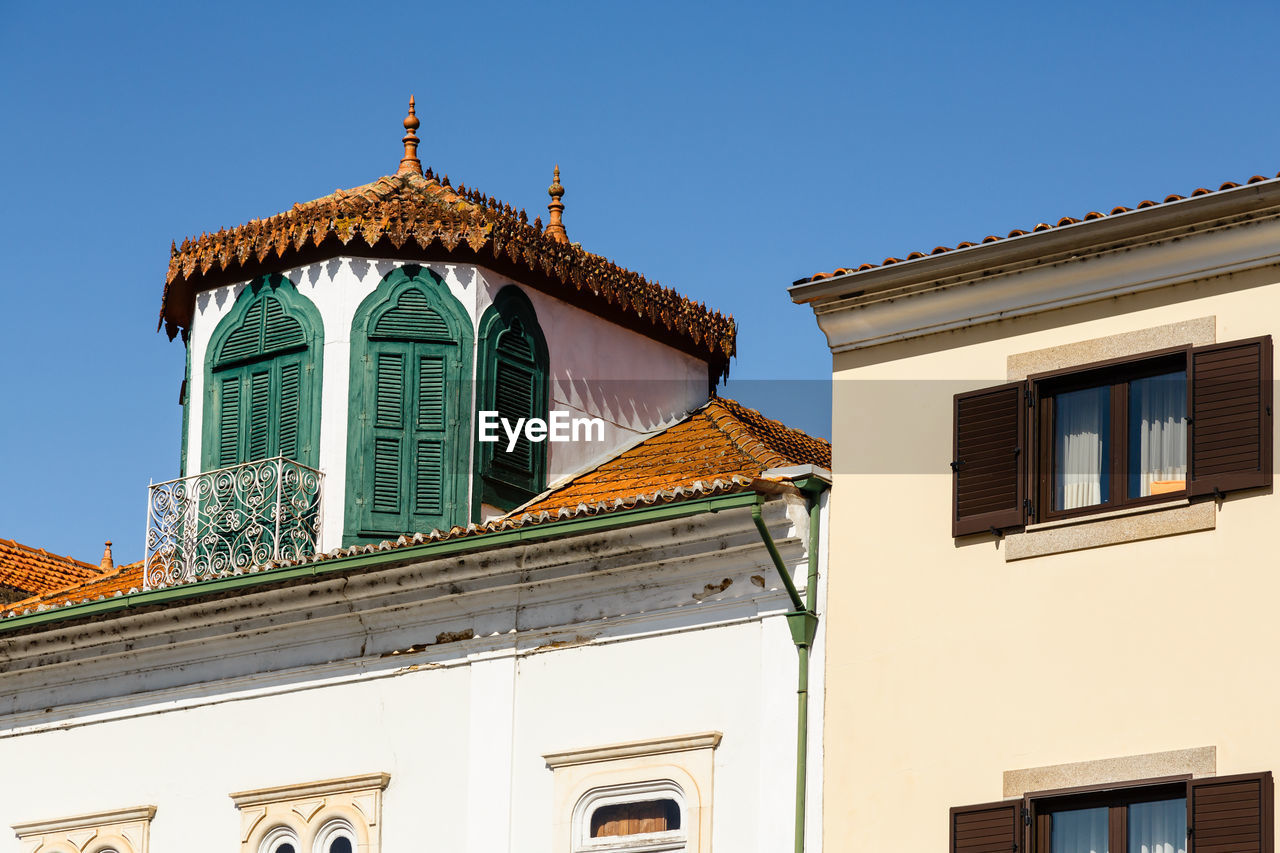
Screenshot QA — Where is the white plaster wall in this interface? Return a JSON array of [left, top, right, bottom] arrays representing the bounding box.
[[185, 260, 711, 549], [0, 621, 795, 852], [0, 505, 814, 853]]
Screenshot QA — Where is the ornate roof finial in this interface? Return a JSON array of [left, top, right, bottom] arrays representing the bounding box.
[[545, 164, 568, 243], [398, 95, 423, 177], [100, 541, 114, 571]]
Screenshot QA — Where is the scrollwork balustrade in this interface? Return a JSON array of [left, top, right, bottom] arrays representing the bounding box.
[[145, 457, 323, 589]]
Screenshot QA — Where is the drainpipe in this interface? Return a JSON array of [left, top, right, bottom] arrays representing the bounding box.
[[752, 477, 826, 853]]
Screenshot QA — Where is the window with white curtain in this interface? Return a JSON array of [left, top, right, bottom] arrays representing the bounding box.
[[1042, 355, 1188, 518], [1040, 791, 1186, 853]]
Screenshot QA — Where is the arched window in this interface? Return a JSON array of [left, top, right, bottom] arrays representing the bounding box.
[[347, 266, 473, 542], [475, 286, 549, 513], [313, 819, 357, 853], [258, 826, 301, 853], [204, 275, 323, 470], [573, 780, 687, 852]]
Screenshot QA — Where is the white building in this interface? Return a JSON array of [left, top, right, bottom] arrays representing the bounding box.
[[0, 101, 830, 853]]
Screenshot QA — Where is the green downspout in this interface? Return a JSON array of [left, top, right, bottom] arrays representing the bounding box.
[[752, 480, 825, 853]]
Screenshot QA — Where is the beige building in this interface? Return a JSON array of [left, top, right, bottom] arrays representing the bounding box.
[[792, 175, 1278, 852]]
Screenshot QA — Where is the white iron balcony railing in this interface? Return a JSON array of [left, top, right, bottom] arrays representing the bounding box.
[[145, 457, 324, 589]]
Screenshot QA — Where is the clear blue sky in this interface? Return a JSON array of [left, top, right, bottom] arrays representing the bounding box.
[[3, 1, 1279, 564]]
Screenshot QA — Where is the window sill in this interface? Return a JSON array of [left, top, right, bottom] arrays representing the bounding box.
[[1025, 497, 1190, 531], [1005, 498, 1215, 561]]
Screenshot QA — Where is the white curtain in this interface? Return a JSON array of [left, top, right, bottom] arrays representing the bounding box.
[[1130, 373, 1187, 497], [1128, 799, 1186, 853], [1056, 386, 1110, 510], [1052, 806, 1109, 853]]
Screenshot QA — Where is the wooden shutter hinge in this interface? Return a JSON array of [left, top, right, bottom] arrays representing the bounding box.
[[1024, 498, 1034, 518], [950, 458, 965, 472], [1024, 386, 1035, 408], [1022, 806, 1031, 826]]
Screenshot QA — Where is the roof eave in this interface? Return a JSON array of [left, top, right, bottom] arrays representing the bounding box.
[[788, 179, 1280, 307]]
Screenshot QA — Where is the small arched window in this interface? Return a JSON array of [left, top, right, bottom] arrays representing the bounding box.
[[573, 780, 687, 852], [347, 266, 473, 542], [313, 818, 357, 853], [475, 286, 549, 513], [259, 827, 301, 853], [204, 274, 323, 471]]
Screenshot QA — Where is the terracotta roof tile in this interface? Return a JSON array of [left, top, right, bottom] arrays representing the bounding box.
[[1, 400, 828, 622], [163, 169, 736, 376], [2, 560, 145, 616], [797, 172, 1280, 285], [0, 539, 105, 598]]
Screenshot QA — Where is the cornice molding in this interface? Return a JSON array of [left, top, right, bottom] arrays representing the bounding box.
[[12, 805, 156, 836], [543, 731, 723, 769], [812, 214, 1280, 354], [230, 772, 390, 808]]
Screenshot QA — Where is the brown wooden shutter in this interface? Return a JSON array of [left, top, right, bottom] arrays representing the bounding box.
[[953, 382, 1027, 536], [1189, 771, 1273, 853], [950, 800, 1022, 853], [1189, 336, 1273, 497]]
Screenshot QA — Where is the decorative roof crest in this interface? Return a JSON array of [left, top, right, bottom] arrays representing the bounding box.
[[545, 164, 568, 244], [398, 95, 423, 176]]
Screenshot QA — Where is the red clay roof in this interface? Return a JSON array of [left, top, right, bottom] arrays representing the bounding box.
[[520, 397, 830, 517], [1, 399, 828, 620], [162, 167, 736, 376], [0, 539, 105, 598], [797, 172, 1280, 285]]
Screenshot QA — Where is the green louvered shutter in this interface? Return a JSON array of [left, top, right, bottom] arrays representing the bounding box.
[[219, 376, 241, 467], [414, 354, 447, 520], [368, 351, 407, 527], [479, 318, 544, 507], [210, 290, 317, 469], [278, 361, 301, 460], [360, 342, 454, 536]]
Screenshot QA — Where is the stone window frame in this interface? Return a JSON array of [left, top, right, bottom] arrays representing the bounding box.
[[12, 805, 156, 853], [230, 772, 389, 853], [544, 732, 721, 853], [952, 316, 1271, 559]]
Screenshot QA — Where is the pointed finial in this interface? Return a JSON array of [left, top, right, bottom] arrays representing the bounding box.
[[398, 95, 423, 176], [545, 164, 568, 243], [100, 541, 114, 571]]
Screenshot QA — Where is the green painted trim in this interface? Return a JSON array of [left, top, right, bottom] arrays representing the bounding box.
[[345, 265, 474, 545], [179, 335, 192, 477], [0, 492, 759, 636], [473, 286, 550, 518], [200, 274, 324, 471]]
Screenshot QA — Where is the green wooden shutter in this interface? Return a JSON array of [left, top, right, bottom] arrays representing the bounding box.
[[346, 269, 472, 545], [219, 376, 241, 468], [247, 370, 271, 461], [220, 301, 264, 364], [278, 361, 300, 460], [495, 358, 535, 472], [262, 296, 306, 352], [369, 351, 408, 524], [412, 353, 448, 520]]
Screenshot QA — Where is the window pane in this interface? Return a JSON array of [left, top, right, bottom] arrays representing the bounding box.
[[1128, 371, 1187, 498], [328, 838, 353, 853], [1129, 798, 1186, 853], [1051, 806, 1109, 853], [1054, 386, 1111, 510]]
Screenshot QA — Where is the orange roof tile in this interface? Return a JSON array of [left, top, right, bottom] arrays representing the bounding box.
[[2, 560, 145, 617], [162, 156, 736, 377], [0, 539, 105, 598], [1, 400, 828, 623], [797, 172, 1280, 284], [520, 397, 830, 517]]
